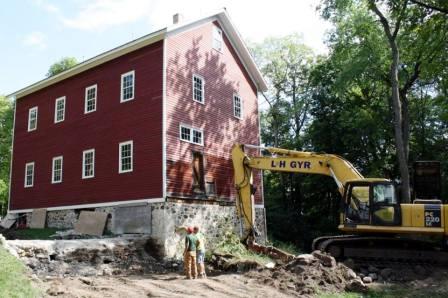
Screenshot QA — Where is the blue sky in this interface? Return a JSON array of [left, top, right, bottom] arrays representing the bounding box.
[[0, 0, 330, 96]]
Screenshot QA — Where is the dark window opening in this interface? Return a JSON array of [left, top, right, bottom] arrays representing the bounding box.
[[192, 152, 205, 194]]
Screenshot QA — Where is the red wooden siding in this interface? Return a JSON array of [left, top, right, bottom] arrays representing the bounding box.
[[10, 41, 164, 210], [165, 21, 263, 204]]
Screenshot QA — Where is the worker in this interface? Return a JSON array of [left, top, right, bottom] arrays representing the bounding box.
[[194, 226, 207, 278], [183, 226, 198, 279]]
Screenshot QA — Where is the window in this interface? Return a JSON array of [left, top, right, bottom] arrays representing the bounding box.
[[119, 141, 133, 173], [54, 97, 65, 123], [212, 26, 223, 52], [121, 70, 135, 102], [24, 162, 34, 187], [52, 156, 63, 184], [85, 85, 97, 113], [28, 107, 38, 131], [192, 75, 204, 103], [82, 149, 95, 179], [233, 94, 242, 119], [179, 124, 203, 146]]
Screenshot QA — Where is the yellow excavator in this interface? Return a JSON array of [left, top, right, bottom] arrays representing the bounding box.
[[232, 143, 448, 262]]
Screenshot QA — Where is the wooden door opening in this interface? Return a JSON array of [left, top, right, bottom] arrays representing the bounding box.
[[192, 151, 205, 194]]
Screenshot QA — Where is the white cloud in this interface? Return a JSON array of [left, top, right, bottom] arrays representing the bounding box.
[[22, 32, 47, 50], [33, 0, 60, 14], [61, 0, 154, 31]]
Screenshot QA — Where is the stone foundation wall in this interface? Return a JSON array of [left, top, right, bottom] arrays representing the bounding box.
[[22, 200, 267, 258], [254, 207, 267, 245]]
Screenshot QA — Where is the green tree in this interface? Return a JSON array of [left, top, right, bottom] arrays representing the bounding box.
[[0, 96, 13, 215], [320, 0, 448, 202], [46, 57, 78, 77]]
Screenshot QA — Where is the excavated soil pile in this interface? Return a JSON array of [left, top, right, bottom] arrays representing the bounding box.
[[4, 236, 182, 277], [245, 251, 367, 297]]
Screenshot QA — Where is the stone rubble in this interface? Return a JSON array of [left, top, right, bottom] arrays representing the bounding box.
[[4, 236, 183, 277], [245, 251, 368, 297]]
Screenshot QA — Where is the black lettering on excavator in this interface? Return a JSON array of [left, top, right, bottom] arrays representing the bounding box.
[[273, 160, 311, 169]]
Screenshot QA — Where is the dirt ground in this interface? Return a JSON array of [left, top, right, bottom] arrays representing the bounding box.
[[39, 272, 293, 298]]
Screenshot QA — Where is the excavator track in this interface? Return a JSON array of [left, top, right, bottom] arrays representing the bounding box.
[[312, 235, 448, 264]]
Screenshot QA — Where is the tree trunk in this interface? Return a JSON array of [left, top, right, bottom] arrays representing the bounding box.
[[390, 44, 411, 203], [370, 0, 411, 203]]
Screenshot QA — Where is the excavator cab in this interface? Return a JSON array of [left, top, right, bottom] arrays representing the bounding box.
[[343, 180, 401, 227]]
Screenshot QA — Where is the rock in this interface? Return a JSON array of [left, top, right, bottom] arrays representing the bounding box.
[[0, 234, 6, 246], [344, 268, 357, 280], [46, 286, 65, 296], [79, 277, 94, 286], [380, 268, 394, 279], [368, 273, 378, 281], [311, 250, 336, 267], [35, 253, 48, 259], [296, 254, 316, 265], [414, 265, 426, 276], [359, 273, 365, 279], [362, 276, 373, 284], [345, 278, 368, 292], [368, 265, 379, 273], [265, 262, 276, 269], [102, 268, 113, 276]]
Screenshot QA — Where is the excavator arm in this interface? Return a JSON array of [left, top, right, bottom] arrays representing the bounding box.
[[232, 143, 374, 239]]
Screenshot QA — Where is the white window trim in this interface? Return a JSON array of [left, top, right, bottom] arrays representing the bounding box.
[[84, 84, 97, 114], [233, 93, 243, 120], [120, 70, 135, 103], [213, 26, 223, 52], [24, 162, 35, 188], [82, 149, 95, 179], [192, 74, 205, 104], [119, 140, 133, 174], [54, 96, 66, 123], [51, 156, 63, 184], [28, 106, 38, 132], [179, 124, 204, 146]]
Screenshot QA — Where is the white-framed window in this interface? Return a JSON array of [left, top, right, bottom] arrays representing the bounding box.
[[179, 124, 204, 146], [120, 70, 135, 102], [28, 106, 38, 132], [212, 26, 223, 52], [52, 156, 63, 184], [82, 149, 95, 179], [119, 140, 133, 173], [54, 96, 66, 123], [192, 74, 204, 104], [24, 162, 35, 188], [85, 84, 97, 113], [233, 94, 243, 119]]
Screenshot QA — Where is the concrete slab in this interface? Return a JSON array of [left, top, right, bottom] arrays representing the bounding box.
[[112, 205, 151, 234], [29, 209, 47, 229], [0, 216, 16, 229], [74, 211, 108, 236]]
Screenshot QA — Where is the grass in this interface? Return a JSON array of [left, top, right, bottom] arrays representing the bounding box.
[[0, 245, 40, 298], [267, 238, 301, 255], [11, 228, 59, 240], [212, 231, 273, 265]]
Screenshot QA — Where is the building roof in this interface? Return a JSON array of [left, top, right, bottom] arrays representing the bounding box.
[[9, 10, 267, 100]]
